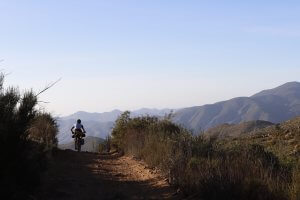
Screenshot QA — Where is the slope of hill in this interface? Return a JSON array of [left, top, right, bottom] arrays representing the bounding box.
[[252, 81, 300, 98], [217, 117, 300, 165], [173, 82, 300, 133], [204, 120, 274, 138], [246, 117, 300, 164], [58, 136, 105, 152]]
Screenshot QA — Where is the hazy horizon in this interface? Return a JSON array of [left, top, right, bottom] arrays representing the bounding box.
[[1, 1, 300, 116]]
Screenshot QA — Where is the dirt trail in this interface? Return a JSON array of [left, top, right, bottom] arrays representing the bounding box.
[[36, 150, 181, 200]]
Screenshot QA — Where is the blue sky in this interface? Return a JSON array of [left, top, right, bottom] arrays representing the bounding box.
[[1, 1, 300, 116]]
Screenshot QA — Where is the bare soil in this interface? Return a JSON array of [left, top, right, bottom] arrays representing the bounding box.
[[35, 150, 182, 200]]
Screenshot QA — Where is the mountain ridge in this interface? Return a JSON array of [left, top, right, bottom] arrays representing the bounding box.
[[252, 81, 300, 97], [173, 81, 300, 132], [58, 108, 173, 144]]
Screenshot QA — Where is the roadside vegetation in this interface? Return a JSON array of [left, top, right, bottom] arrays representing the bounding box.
[[0, 73, 58, 199], [98, 135, 112, 153], [112, 111, 300, 200]]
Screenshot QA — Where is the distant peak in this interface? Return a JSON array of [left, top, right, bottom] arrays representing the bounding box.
[[252, 81, 300, 97], [279, 81, 300, 87]]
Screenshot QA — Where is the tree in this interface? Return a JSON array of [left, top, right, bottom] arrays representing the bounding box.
[[111, 111, 131, 151]]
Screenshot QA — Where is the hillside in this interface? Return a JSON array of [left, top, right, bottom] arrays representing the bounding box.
[[173, 82, 300, 133], [243, 117, 300, 164], [58, 136, 105, 152], [210, 116, 300, 166], [205, 117, 300, 164], [204, 120, 274, 138]]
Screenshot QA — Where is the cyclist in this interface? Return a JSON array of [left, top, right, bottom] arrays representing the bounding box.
[[71, 119, 86, 139]]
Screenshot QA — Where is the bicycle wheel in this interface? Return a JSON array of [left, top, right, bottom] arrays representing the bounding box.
[[77, 140, 81, 152]]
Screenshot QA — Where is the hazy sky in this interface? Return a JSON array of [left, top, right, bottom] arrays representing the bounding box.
[[1, 1, 300, 116]]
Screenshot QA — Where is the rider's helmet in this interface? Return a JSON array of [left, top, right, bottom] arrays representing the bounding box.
[[77, 119, 81, 124]]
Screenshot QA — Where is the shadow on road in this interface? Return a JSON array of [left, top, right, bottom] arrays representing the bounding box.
[[35, 150, 180, 200]]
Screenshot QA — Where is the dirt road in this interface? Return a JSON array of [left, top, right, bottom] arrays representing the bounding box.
[[36, 150, 181, 200]]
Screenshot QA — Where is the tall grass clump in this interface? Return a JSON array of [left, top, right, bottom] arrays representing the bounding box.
[[111, 111, 298, 200], [99, 135, 112, 153], [0, 73, 58, 199], [290, 160, 300, 200]]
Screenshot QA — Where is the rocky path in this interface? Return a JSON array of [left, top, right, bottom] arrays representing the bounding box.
[[36, 150, 181, 200]]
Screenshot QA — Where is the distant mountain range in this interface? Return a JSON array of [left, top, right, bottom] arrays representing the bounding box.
[[57, 119, 114, 144], [173, 82, 300, 133], [57, 108, 173, 144], [57, 82, 300, 144]]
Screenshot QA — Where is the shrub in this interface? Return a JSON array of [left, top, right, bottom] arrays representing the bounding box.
[[27, 113, 58, 151], [0, 73, 58, 199]]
